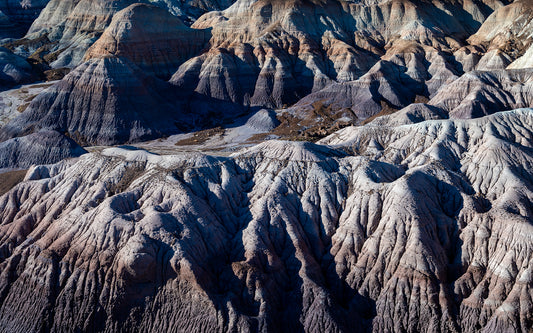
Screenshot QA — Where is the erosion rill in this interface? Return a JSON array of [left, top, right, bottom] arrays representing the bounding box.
[[0, 0, 532, 332]]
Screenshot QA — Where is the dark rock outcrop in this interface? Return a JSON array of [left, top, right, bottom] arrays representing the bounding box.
[[0, 47, 35, 88], [0, 130, 86, 169], [0, 0, 49, 38]]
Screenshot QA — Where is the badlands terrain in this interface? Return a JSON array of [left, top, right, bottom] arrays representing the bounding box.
[[0, 0, 533, 332]]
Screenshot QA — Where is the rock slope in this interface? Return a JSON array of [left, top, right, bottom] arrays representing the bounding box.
[[6, 0, 533, 138], [170, 0, 504, 110], [469, 0, 533, 65], [0, 3, 228, 145], [167, 0, 533, 133], [0, 3, 240, 145], [84, 3, 210, 79], [152, 0, 236, 23], [0, 0, 49, 38], [0, 130, 86, 169], [428, 68, 533, 118], [0, 109, 531, 332], [0, 1, 532, 333], [23, 0, 143, 68], [16, 0, 233, 68], [0, 56, 182, 145], [0, 47, 35, 88]]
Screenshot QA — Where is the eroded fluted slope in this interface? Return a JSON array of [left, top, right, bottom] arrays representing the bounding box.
[[20, 0, 233, 68], [0, 0, 49, 38], [429, 69, 533, 118], [8, 0, 529, 133], [0, 47, 35, 88], [0, 57, 181, 145], [0, 4, 220, 145], [469, 0, 533, 69], [0, 109, 531, 332], [22, 0, 142, 67], [84, 3, 210, 79], [0, 130, 86, 169], [171, 0, 498, 110]]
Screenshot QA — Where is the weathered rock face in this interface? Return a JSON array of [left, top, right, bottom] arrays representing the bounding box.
[[170, 0, 502, 109], [0, 109, 531, 332], [0, 4, 228, 145], [273, 36, 533, 136], [0, 3, 227, 145], [0, 57, 182, 145], [285, 56, 429, 121], [0, 130, 86, 169], [469, 0, 533, 63], [321, 109, 533, 332], [84, 3, 210, 79], [428, 68, 533, 118], [360, 68, 533, 125], [0, 9, 23, 39], [24, 0, 81, 38], [0, 0, 49, 38], [268, 41, 464, 134], [23, 0, 143, 68], [0, 47, 35, 88], [4, 0, 530, 121], [165, 0, 533, 130], [153, 0, 236, 23], [18, 0, 234, 68], [0, 0, 49, 23], [0, 1, 532, 332], [6, 0, 529, 135], [501, 0, 533, 69]]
